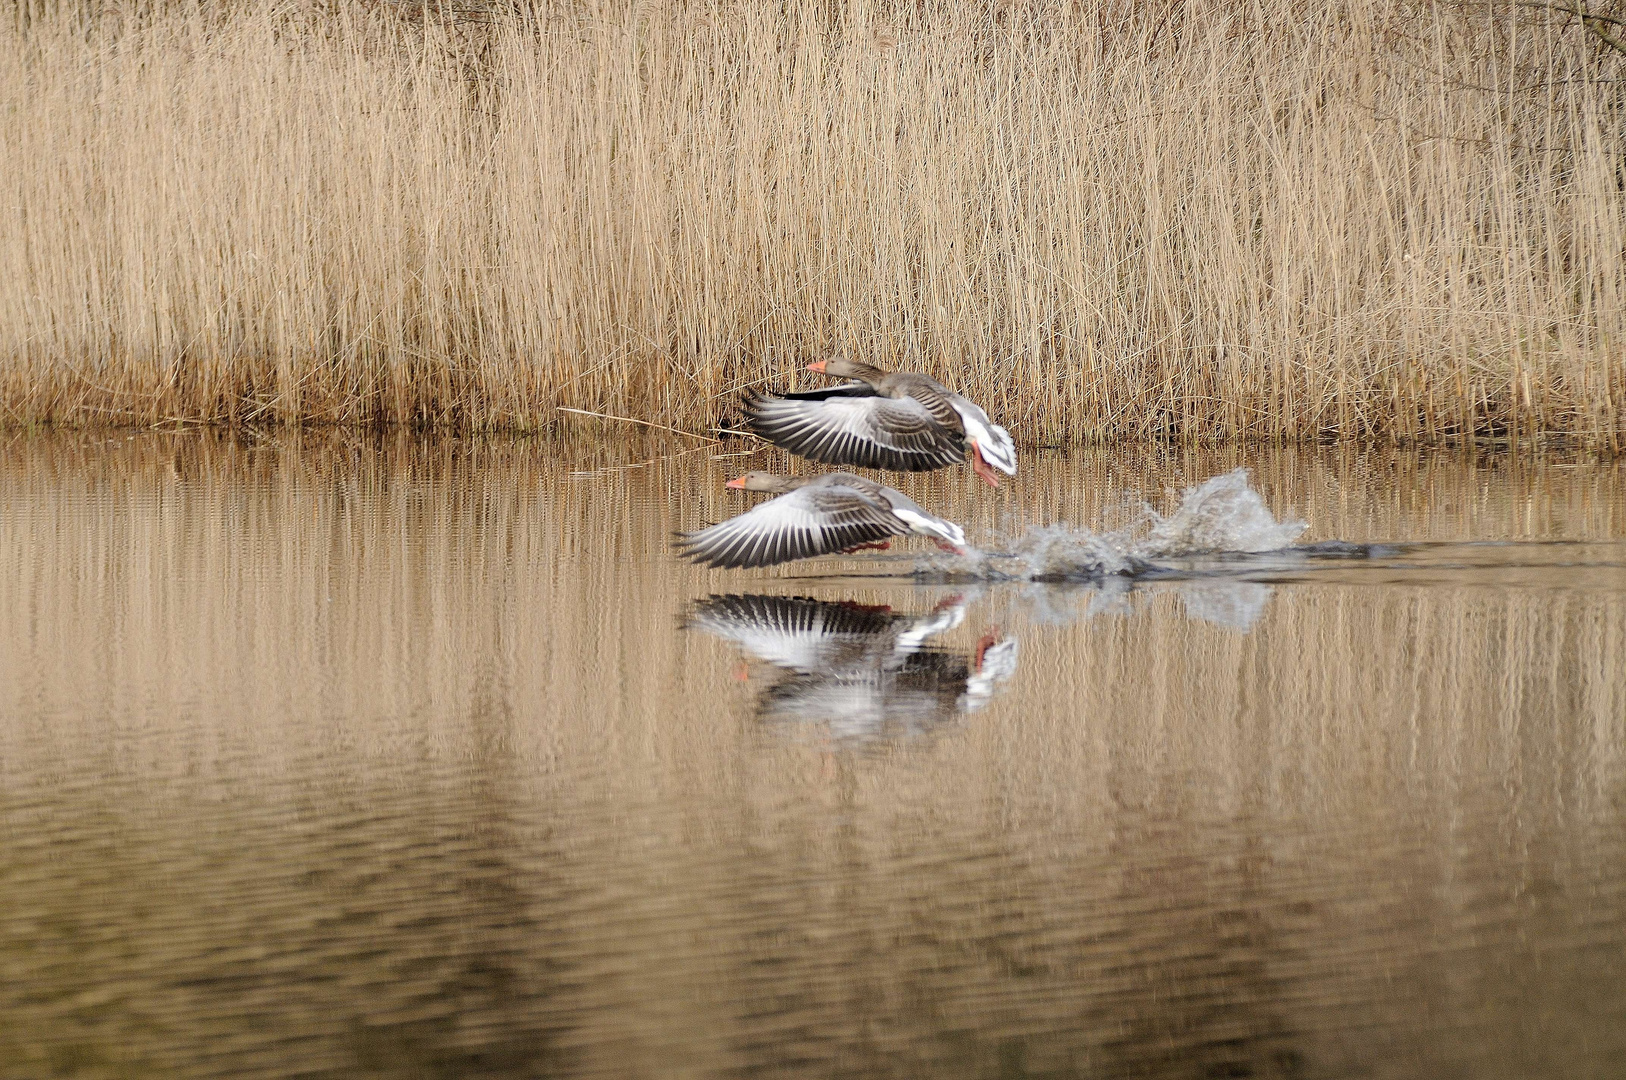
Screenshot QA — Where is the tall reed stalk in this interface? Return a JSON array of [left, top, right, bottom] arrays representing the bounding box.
[[2, 0, 1623, 444]]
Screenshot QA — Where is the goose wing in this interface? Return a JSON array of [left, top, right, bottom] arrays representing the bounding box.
[[760, 676, 893, 734], [677, 483, 908, 569], [889, 599, 968, 656], [776, 383, 876, 401], [760, 656, 965, 736], [945, 394, 1018, 476], [884, 375, 964, 431], [744, 390, 964, 472], [874, 486, 968, 549], [885, 374, 1018, 477], [684, 594, 906, 671]]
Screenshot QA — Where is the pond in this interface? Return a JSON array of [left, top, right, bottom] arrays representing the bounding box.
[[1, 432, 1623, 1079]]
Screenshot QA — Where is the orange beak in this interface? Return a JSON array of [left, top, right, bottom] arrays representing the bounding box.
[[725, 477, 746, 489], [806, 360, 827, 373]]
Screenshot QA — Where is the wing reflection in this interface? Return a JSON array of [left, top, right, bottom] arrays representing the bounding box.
[[685, 594, 1019, 741]]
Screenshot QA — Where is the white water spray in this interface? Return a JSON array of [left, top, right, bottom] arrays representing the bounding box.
[[925, 469, 1307, 580]]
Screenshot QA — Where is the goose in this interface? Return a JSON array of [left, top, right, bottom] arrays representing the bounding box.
[[684, 593, 1020, 739], [676, 471, 968, 570], [743, 355, 1018, 487]]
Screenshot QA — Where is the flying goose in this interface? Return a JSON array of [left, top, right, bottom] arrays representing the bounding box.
[[676, 471, 968, 570], [743, 355, 1018, 487]]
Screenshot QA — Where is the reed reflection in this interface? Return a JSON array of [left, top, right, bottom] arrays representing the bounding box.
[[1019, 576, 1277, 632], [684, 594, 1019, 742]]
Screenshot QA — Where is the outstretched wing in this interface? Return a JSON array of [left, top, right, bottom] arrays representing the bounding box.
[[684, 594, 903, 671], [744, 390, 964, 472], [676, 485, 907, 569]]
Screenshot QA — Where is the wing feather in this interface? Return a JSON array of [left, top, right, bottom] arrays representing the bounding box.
[[683, 594, 906, 671], [678, 484, 906, 569], [887, 376, 964, 430], [744, 391, 963, 472], [948, 395, 1019, 476]]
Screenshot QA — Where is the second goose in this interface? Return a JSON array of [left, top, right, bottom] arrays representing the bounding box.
[[677, 472, 968, 570]]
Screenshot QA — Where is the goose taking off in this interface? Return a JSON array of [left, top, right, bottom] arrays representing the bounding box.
[[743, 355, 1018, 487], [676, 472, 967, 570]]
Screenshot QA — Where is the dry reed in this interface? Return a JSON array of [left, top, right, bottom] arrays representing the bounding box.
[[2, 0, 1624, 444]]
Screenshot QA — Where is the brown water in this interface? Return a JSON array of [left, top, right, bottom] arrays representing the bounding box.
[[1, 432, 1623, 1080]]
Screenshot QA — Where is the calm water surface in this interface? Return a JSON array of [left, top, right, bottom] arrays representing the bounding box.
[[1, 433, 1623, 1079]]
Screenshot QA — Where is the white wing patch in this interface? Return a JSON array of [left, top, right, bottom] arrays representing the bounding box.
[[889, 505, 967, 549], [951, 400, 1018, 476], [891, 602, 968, 654]]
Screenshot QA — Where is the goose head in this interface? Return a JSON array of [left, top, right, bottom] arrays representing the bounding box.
[[806, 354, 884, 381], [725, 472, 802, 493]]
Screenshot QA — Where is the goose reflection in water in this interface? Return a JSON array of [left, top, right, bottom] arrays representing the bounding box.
[[684, 594, 1019, 741]]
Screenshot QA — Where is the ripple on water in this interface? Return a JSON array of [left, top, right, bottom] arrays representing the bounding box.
[[1, 435, 1624, 1080]]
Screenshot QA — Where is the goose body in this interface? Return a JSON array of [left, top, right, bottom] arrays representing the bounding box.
[[676, 471, 967, 570], [744, 356, 1018, 487]]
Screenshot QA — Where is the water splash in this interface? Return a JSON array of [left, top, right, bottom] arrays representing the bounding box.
[[1016, 523, 1145, 578], [948, 469, 1307, 580]]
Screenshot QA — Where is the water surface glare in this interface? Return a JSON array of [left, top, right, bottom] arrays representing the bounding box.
[[2, 433, 1624, 1079]]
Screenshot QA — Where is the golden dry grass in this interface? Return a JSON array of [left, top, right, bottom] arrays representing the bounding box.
[[2, 0, 1624, 444]]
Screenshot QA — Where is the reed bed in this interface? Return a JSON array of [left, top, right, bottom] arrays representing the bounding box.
[[2, 0, 1624, 444]]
